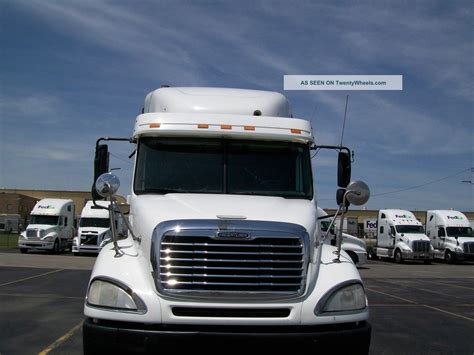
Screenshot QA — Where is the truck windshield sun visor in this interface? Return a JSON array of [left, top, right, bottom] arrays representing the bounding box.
[[133, 138, 313, 199]]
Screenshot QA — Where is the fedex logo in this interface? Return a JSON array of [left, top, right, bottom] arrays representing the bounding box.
[[365, 220, 377, 229], [447, 216, 463, 220], [38, 205, 54, 209], [395, 214, 411, 219]]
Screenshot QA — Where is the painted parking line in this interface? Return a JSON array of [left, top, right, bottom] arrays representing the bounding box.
[[0, 292, 83, 300], [370, 279, 467, 299], [0, 269, 64, 287], [38, 320, 83, 355], [366, 287, 474, 322], [365, 287, 417, 304], [422, 280, 474, 291]]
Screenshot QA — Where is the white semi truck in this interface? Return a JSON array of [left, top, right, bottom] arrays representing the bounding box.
[[18, 198, 75, 254], [375, 209, 433, 263], [83, 87, 372, 353], [425, 210, 474, 263], [317, 207, 367, 265], [72, 201, 125, 255]]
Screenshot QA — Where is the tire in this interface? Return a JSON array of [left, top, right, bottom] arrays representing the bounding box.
[[53, 240, 60, 254], [445, 250, 456, 264], [20, 248, 28, 254], [394, 249, 403, 264]]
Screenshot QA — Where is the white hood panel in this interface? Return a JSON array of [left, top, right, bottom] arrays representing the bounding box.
[[131, 194, 317, 242]]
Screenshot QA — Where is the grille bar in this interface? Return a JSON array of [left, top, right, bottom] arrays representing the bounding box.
[[412, 240, 431, 252], [464, 243, 474, 254], [152, 220, 309, 300], [160, 257, 303, 264]]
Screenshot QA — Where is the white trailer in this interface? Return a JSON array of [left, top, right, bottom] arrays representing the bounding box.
[[426, 210, 474, 263], [375, 209, 433, 263], [72, 201, 125, 255], [83, 87, 371, 353], [318, 208, 367, 265], [18, 198, 75, 254]]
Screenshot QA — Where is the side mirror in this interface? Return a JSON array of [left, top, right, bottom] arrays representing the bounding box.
[[92, 144, 109, 200], [337, 151, 351, 188], [345, 180, 370, 206], [95, 173, 120, 198]]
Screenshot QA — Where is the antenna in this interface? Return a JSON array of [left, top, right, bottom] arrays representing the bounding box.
[[340, 95, 349, 147]]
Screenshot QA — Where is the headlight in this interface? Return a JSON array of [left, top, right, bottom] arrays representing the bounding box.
[[87, 278, 146, 313], [316, 282, 367, 314]]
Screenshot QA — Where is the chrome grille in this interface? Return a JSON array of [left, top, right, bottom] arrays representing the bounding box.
[[26, 229, 42, 239], [81, 234, 98, 245], [412, 240, 430, 252], [464, 242, 474, 254], [151, 220, 309, 300]]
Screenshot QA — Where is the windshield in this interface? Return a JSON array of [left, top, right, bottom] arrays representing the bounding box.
[[30, 215, 59, 225], [395, 225, 425, 234], [447, 227, 472, 237], [79, 218, 110, 228], [134, 138, 313, 199]]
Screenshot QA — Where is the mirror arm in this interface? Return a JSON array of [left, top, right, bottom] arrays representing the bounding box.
[[310, 144, 351, 156], [95, 136, 133, 150]]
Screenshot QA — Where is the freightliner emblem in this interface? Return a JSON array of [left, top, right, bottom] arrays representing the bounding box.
[[216, 231, 251, 239]]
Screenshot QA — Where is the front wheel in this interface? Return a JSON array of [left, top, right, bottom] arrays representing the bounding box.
[[394, 249, 403, 264], [52, 240, 60, 254], [445, 250, 456, 264]]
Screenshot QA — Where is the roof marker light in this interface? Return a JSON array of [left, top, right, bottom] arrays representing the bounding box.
[[197, 124, 209, 129], [220, 124, 232, 130], [244, 126, 255, 131], [291, 129, 301, 134], [149, 123, 161, 128]]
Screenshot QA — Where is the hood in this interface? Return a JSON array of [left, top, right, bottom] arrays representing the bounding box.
[[342, 233, 366, 248], [131, 193, 317, 240], [400, 233, 430, 242], [448, 236, 474, 245], [79, 227, 110, 235], [27, 225, 58, 233]]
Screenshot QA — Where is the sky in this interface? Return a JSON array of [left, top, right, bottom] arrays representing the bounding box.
[[0, 0, 472, 211]]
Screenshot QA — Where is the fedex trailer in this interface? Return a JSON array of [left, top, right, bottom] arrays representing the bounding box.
[[426, 210, 474, 263], [18, 199, 75, 254], [375, 209, 433, 263]]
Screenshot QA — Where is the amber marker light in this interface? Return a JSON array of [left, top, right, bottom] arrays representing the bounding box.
[[220, 124, 232, 130], [149, 123, 161, 128], [244, 125, 255, 131], [197, 124, 209, 129], [291, 129, 302, 134]]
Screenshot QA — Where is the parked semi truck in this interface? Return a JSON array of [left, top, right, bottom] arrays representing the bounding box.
[[375, 209, 433, 263], [72, 201, 125, 255], [18, 198, 75, 254], [317, 207, 367, 265], [83, 87, 372, 353], [426, 210, 474, 263]]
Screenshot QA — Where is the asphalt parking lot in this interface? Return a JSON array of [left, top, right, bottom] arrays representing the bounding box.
[[0, 250, 473, 355]]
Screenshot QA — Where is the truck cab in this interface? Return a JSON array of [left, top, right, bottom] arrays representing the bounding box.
[[426, 210, 474, 263], [18, 198, 75, 254], [72, 201, 124, 255], [83, 87, 371, 353], [376, 209, 433, 263]]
